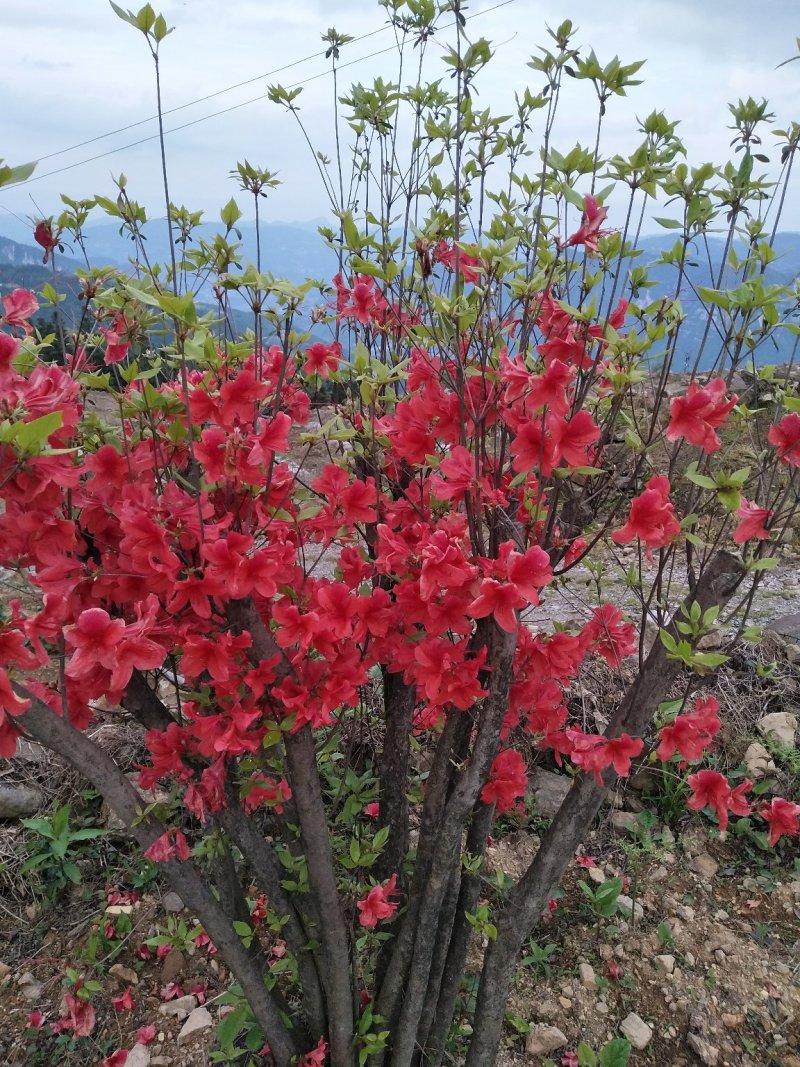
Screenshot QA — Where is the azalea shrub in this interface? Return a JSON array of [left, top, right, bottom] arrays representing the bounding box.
[[3, 3, 800, 1066]]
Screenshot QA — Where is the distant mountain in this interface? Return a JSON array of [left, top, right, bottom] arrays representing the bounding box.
[[2, 223, 799, 370]]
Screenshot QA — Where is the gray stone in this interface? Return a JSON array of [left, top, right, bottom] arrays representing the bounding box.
[[162, 891, 184, 914], [757, 712, 797, 748], [654, 954, 676, 975], [617, 894, 644, 920], [611, 811, 639, 834], [619, 1012, 653, 1050], [177, 1005, 214, 1045], [525, 1025, 567, 1057], [529, 768, 571, 818], [0, 784, 43, 819], [17, 972, 43, 1001], [158, 994, 197, 1020], [744, 742, 776, 779], [587, 867, 605, 884], [691, 852, 719, 879], [126, 1045, 151, 1067], [687, 1033, 720, 1065], [766, 613, 800, 640]]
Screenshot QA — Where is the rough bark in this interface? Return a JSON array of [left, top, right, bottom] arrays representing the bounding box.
[[16, 688, 301, 1067]]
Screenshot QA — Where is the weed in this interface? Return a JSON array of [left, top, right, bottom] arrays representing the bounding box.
[[20, 804, 106, 903]]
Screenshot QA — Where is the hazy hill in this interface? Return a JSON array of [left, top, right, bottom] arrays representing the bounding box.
[[2, 222, 799, 368]]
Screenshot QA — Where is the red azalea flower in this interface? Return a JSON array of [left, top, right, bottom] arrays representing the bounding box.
[[768, 412, 800, 467], [299, 1036, 329, 1066], [51, 993, 95, 1037], [611, 474, 680, 554], [357, 873, 400, 928], [733, 498, 772, 544], [566, 195, 612, 255], [758, 797, 800, 845], [2, 288, 39, 330], [656, 696, 721, 762], [481, 748, 528, 811], [143, 827, 190, 863], [686, 769, 751, 833], [666, 377, 737, 453]]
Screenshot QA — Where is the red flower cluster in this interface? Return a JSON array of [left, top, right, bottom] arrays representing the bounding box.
[[357, 873, 400, 928], [666, 377, 737, 453]]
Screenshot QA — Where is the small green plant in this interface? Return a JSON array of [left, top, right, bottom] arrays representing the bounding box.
[[656, 920, 676, 951], [520, 937, 559, 977], [20, 804, 106, 901], [578, 876, 624, 920], [577, 1037, 633, 1066]]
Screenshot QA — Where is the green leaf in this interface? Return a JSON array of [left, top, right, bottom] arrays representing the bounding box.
[[216, 1004, 248, 1048], [14, 411, 63, 452], [220, 197, 242, 230], [747, 557, 779, 572], [0, 159, 36, 187], [578, 1042, 598, 1067], [653, 216, 683, 229], [599, 1037, 632, 1067], [68, 828, 107, 842], [63, 861, 81, 885]]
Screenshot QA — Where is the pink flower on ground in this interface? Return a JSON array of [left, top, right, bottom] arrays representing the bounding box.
[[137, 1024, 157, 1045], [111, 987, 135, 1011]]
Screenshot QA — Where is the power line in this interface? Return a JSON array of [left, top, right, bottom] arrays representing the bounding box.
[[5, 0, 518, 190], [32, 23, 395, 166]]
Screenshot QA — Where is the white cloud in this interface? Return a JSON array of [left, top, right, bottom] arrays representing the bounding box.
[[1, 0, 799, 237]]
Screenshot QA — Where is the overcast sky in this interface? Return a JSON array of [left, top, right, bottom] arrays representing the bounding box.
[[2, 0, 799, 240]]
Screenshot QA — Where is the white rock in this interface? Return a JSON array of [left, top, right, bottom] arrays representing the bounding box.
[[578, 963, 598, 990], [617, 894, 644, 920], [158, 994, 197, 1020], [654, 954, 676, 975], [177, 1005, 214, 1045], [619, 1012, 653, 1049], [757, 712, 797, 748], [525, 1024, 567, 1057], [744, 742, 776, 779], [126, 1045, 151, 1067], [587, 867, 605, 884]]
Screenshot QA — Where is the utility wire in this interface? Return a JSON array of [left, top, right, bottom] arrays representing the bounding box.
[[5, 0, 518, 189], [32, 23, 395, 165]]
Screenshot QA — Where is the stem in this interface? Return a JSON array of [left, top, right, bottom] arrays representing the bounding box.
[[464, 551, 744, 1067]]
